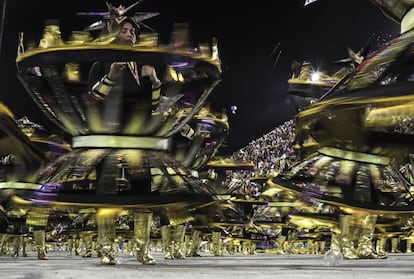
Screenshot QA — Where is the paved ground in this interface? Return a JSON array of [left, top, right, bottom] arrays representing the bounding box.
[[1, 250, 414, 279]]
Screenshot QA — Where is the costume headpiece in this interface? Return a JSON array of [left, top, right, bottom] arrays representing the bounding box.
[[77, 1, 159, 39]]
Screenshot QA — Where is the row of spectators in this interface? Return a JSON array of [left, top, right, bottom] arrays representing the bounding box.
[[231, 119, 297, 178], [212, 119, 298, 200]]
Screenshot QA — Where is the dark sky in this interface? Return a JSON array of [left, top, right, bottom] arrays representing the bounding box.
[[0, 0, 400, 155]]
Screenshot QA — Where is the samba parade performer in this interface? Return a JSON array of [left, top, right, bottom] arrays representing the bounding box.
[[86, 15, 161, 265], [0, 104, 54, 260], [87, 17, 162, 128], [271, 0, 414, 260], [269, 25, 414, 260], [13, 1, 224, 265]]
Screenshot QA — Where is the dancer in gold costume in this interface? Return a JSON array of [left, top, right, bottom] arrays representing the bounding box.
[[270, 25, 414, 258], [13, 2, 223, 265]]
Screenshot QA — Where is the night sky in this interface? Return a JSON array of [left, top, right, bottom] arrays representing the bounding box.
[[0, 0, 400, 155]]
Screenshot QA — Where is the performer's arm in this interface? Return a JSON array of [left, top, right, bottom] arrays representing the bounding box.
[[88, 62, 125, 102]]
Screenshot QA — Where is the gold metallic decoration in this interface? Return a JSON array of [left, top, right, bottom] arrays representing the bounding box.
[[72, 135, 170, 149], [137, 32, 159, 47], [318, 147, 390, 165], [67, 31, 92, 45], [64, 63, 81, 82], [271, 147, 413, 211], [39, 20, 65, 48]]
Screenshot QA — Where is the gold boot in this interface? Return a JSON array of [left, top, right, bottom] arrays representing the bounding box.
[[26, 206, 51, 259], [82, 234, 93, 258], [285, 230, 298, 254], [127, 238, 134, 256], [3, 236, 10, 255], [12, 236, 21, 257], [376, 236, 387, 258], [356, 215, 386, 259], [391, 237, 401, 253], [249, 242, 257, 255], [113, 238, 119, 254], [241, 241, 249, 255], [96, 208, 116, 265], [184, 234, 191, 256], [275, 235, 286, 254], [306, 240, 314, 254], [328, 227, 341, 255], [173, 224, 186, 259], [232, 238, 241, 254], [225, 237, 234, 255], [187, 230, 202, 257], [74, 235, 82, 256], [319, 240, 326, 254], [406, 238, 412, 253], [161, 225, 173, 259], [22, 236, 28, 257], [211, 231, 223, 256], [134, 211, 156, 265], [67, 237, 74, 256], [0, 234, 8, 255], [100, 243, 115, 265], [34, 230, 48, 260], [27, 207, 49, 260], [339, 215, 358, 259]]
